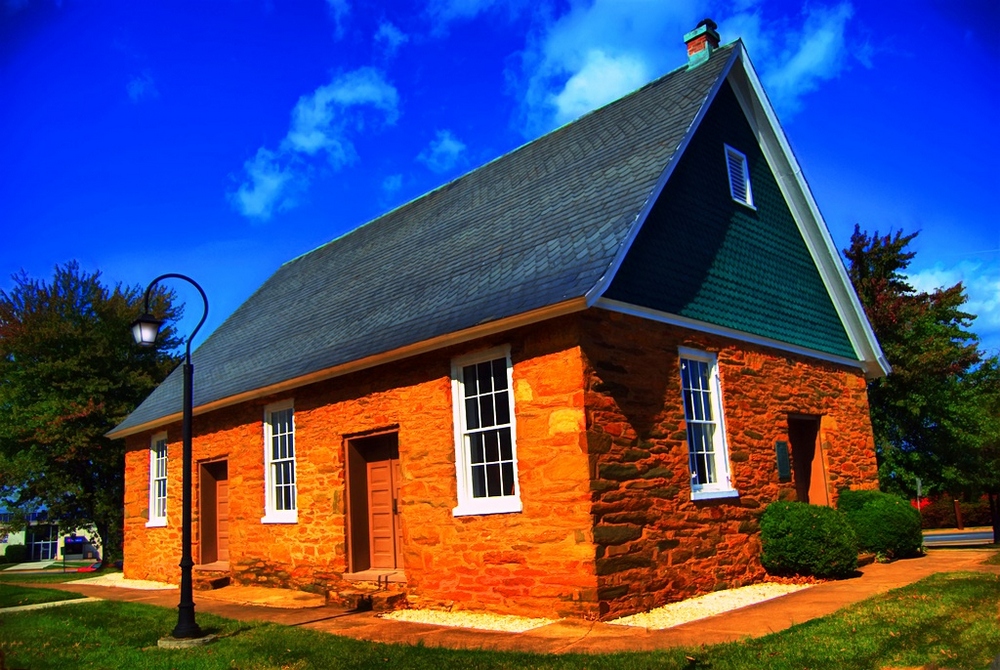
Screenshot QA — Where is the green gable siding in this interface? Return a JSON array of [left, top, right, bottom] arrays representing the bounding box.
[[605, 79, 857, 360]]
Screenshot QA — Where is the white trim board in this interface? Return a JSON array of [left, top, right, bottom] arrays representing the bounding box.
[[596, 298, 870, 372]]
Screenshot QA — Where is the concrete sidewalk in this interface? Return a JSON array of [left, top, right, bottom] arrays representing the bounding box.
[[9, 548, 997, 655]]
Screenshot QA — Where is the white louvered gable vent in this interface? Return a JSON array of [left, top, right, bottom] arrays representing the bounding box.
[[724, 144, 754, 208]]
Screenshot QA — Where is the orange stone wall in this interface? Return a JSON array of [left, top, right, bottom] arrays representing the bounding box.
[[122, 309, 878, 620], [581, 310, 878, 618], [124, 317, 599, 618]]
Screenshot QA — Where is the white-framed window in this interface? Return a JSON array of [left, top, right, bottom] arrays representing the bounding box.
[[678, 348, 739, 500], [262, 400, 297, 523], [147, 432, 168, 527], [724, 144, 755, 209], [451, 346, 522, 516]]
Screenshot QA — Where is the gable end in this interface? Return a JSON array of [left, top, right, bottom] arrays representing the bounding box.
[[603, 79, 856, 361]]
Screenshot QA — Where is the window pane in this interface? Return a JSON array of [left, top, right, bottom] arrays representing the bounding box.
[[472, 464, 486, 498], [495, 391, 510, 424], [501, 462, 515, 495], [465, 397, 480, 429], [479, 395, 495, 427], [477, 362, 493, 392], [463, 364, 477, 395], [486, 463, 501, 497], [469, 433, 484, 464], [484, 430, 500, 462], [492, 358, 507, 390], [499, 428, 512, 461]]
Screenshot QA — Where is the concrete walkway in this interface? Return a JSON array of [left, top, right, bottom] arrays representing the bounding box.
[[7, 548, 997, 655]]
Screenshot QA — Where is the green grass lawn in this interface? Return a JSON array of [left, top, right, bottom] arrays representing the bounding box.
[[1, 572, 997, 669], [985, 550, 1000, 565], [0, 585, 85, 608]]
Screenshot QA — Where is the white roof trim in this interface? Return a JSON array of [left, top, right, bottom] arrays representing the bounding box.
[[597, 298, 870, 372], [725, 43, 889, 378], [585, 46, 741, 306]]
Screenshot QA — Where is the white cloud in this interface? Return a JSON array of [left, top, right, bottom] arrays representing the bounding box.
[[514, 1, 861, 134], [382, 173, 403, 194], [417, 130, 466, 173], [127, 71, 158, 103], [515, 0, 701, 134], [375, 21, 408, 58], [231, 148, 299, 221], [231, 68, 398, 221], [757, 3, 854, 115], [326, 0, 350, 39], [906, 258, 1000, 355], [322, 67, 400, 123], [425, 0, 526, 32], [550, 50, 650, 126]]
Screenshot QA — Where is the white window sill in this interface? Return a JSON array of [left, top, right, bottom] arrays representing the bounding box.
[[453, 497, 523, 517], [691, 488, 740, 501], [261, 511, 298, 524], [145, 519, 167, 528]]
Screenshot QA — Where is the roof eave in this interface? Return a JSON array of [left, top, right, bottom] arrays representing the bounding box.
[[106, 296, 589, 440]]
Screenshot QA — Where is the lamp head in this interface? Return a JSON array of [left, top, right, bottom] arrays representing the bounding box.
[[131, 313, 163, 346]]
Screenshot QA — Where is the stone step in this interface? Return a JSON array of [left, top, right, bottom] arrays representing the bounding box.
[[193, 574, 231, 591], [328, 587, 407, 611]]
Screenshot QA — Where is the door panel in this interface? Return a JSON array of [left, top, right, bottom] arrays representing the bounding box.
[[367, 460, 397, 569], [217, 476, 230, 561]]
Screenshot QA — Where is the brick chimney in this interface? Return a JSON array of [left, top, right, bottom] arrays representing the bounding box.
[[684, 18, 720, 69]]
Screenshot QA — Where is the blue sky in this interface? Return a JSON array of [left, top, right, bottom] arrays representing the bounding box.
[[2, 0, 998, 356]]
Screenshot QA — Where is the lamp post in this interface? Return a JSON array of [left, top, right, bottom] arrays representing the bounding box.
[[132, 273, 208, 640]]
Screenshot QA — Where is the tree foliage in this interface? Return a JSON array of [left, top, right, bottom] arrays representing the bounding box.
[[0, 262, 180, 560], [843, 226, 1000, 532]]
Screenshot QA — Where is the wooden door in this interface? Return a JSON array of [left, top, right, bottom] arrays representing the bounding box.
[[217, 474, 229, 561], [367, 458, 401, 569], [788, 416, 829, 506], [200, 460, 229, 564]]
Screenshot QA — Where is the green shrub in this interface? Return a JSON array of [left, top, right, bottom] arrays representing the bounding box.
[[760, 501, 858, 578], [837, 489, 923, 559], [5, 543, 29, 564], [835, 488, 885, 514]]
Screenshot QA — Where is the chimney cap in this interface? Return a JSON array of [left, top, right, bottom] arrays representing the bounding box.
[[697, 18, 718, 31]]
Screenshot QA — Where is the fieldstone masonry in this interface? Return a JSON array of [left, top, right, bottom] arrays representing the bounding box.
[[123, 310, 878, 620]]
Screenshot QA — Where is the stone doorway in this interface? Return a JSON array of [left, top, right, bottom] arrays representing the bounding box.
[[787, 415, 830, 505], [346, 433, 403, 574], [199, 460, 230, 565]]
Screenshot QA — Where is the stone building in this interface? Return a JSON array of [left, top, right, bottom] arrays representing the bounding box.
[[109, 22, 887, 620]]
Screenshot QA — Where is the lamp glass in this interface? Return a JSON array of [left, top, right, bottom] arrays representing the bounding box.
[[131, 315, 163, 346]]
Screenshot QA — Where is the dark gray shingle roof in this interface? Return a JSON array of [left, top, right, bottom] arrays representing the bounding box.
[[111, 45, 736, 436]]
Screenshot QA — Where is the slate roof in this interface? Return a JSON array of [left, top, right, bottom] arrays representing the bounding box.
[[111, 42, 839, 437]]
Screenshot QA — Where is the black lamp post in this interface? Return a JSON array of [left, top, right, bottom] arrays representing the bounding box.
[[131, 273, 208, 640]]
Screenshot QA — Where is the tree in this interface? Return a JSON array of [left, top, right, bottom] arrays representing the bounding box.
[[0, 262, 180, 562], [844, 226, 1000, 539]]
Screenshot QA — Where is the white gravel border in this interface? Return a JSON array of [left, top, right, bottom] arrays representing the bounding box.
[[608, 582, 811, 629], [379, 582, 811, 632], [73, 572, 176, 590], [380, 608, 556, 633]]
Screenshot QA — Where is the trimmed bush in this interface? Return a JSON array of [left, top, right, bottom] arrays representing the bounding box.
[[837, 489, 922, 559], [835, 488, 885, 514], [4, 543, 29, 564], [760, 501, 858, 578]]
